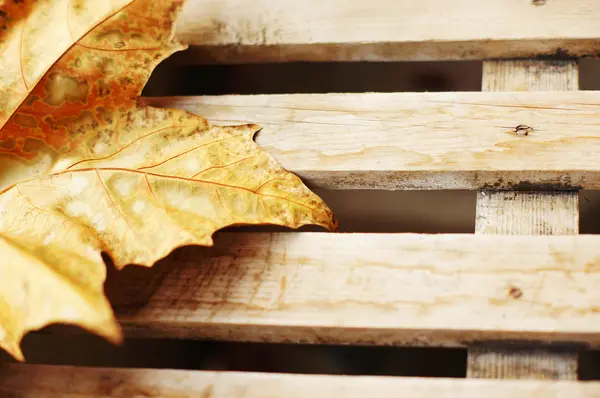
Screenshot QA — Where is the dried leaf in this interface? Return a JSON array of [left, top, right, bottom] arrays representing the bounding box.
[[0, 0, 336, 360]]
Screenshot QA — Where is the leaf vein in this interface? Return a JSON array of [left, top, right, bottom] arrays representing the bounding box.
[[136, 134, 243, 171], [65, 122, 199, 170]]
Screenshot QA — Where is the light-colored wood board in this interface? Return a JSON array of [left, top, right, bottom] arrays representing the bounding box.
[[482, 60, 579, 92], [2, 364, 600, 398], [467, 346, 578, 380], [468, 60, 580, 379], [144, 91, 600, 190], [174, 0, 600, 63], [105, 232, 600, 346], [475, 191, 579, 235]]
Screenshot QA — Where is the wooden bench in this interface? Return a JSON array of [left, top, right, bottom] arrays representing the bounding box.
[[4, 0, 600, 395]]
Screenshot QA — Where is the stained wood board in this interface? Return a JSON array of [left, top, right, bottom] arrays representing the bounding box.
[[174, 0, 600, 63], [144, 91, 600, 190], [103, 232, 600, 347], [468, 60, 580, 379], [3, 364, 600, 398]]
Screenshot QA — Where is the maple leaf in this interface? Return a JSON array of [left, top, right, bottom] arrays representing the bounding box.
[[0, 0, 336, 360]]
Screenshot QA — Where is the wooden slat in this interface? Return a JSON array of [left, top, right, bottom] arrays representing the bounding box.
[[467, 346, 578, 380], [175, 0, 600, 63], [106, 233, 600, 347], [144, 91, 600, 190], [467, 60, 581, 379], [481, 60, 579, 92], [476, 191, 579, 236], [3, 364, 600, 398]]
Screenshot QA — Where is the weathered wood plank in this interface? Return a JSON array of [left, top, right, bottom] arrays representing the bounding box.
[[106, 233, 600, 347], [3, 364, 600, 398], [468, 60, 581, 379], [174, 0, 600, 63], [467, 346, 578, 380], [481, 60, 579, 92], [475, 191, 579, 236], [144, 91, 600, 190]]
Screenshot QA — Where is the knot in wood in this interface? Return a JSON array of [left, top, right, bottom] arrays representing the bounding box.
[[509, 286, 523, 299], [514, 124, 533, 136]]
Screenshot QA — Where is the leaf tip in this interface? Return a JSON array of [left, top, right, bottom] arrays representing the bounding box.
[[328, 218, 340, 232], [1, 341, 25, 362], [90, 316, 124, 346]]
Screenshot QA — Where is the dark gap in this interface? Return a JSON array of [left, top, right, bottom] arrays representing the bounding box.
[[220, 190, 476, 234], [1, 332, 466, 378], [579, 349, 600, 380], [578, 58, 600, 90], [579, 191, 600, 234], [142, 60, 482, 96]]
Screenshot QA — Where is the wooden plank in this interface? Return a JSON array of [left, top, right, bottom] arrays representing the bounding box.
[[467, 346, 578, 380], [481, 60, 579, 92], [3, 364, 600, 398], [144, 91, 600, 190], [468, 60, 581, 379], [476, 191, 579, 236], [174, 0, 600, 63], [106, 232, 600, 347]]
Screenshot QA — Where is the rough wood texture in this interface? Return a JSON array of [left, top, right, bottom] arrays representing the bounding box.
[[467, 347, 578, 380], [468, 60, 580, 380], [143, 91, 600, 190], [482, 61, 579, 92], [476, 191, 579, 235], [3, 364, 600, 398], [103, 232, 600, 347], [174, 0, 600, 63]]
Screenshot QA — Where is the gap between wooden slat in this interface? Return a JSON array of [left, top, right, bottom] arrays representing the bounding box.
[[468, 60, 580, 380], [2, 364, 600, 398], [142, 90, 600, 190], [173, 0, 600, 63], [102, 233, 600, 347]]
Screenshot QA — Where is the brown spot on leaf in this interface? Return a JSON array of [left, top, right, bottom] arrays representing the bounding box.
[[0, 138, 16, 150], [22, 137, 46, 153], [24, 95, 39, 107], [13, 113, 38, 129], [98, 80, 111, 97]]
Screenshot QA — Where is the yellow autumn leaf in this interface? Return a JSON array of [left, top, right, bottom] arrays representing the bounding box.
[[0, 0, 337, 360]]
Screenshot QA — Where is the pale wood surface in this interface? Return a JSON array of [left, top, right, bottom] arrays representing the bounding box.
[[468, 60, 581, 379], [2, 364, 600, 398], [105, 232, 600, 346], [482, 61, 579, 92], [144, 91, 600, 190], [175, 0, 600, 63], [475, 191, 579, 236], [467, 347, 578, 380]]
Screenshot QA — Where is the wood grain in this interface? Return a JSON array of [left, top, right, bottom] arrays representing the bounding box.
[[105, 232, 600, 347], [476, 186, 579, 235], [144, 91, 600, 190], [174, 0, 600, 63], [481, 61, 579, 92], [468, 60, 580, 379], [3, 364, 600, 398], [467, 347, 578, 380]]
